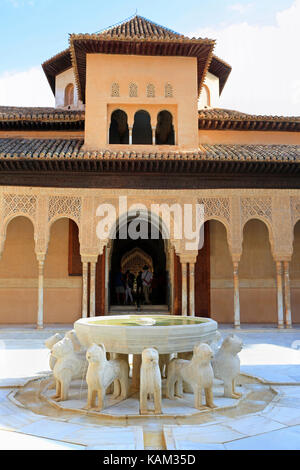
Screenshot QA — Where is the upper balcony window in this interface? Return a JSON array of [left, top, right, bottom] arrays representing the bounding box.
[[132, 110, 152, 145], [109, 109, 129, 144], [156, 110, 175, 145]]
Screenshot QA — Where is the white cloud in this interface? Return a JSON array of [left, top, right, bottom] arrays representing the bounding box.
[[189, 0, 300, 115], [229, 3, 253, 14], [0, 66, 54, 107]]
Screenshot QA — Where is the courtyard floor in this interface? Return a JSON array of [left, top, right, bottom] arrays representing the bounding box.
[[0, 324, 299, 450]]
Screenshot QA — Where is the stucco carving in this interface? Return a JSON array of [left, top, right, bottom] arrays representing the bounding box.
[[48, 195, 81, 223], [241, 197, 272, 226]]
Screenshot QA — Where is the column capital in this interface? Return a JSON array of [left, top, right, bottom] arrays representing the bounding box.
[[273, 255, 292, 263], [36, 252, 46, 263], [179, 251, 198, 264], [80, 254, 99, 264]]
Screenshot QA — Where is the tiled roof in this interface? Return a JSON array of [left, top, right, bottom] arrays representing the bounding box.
[[198, 108, 300, 132], [97, 15, 186, 39], [0, 138, 299, 163], [42, 48, 72, 96], [208, 56, 232, 95], [69, 16, 215, 103], [0, 106, 85, 130]]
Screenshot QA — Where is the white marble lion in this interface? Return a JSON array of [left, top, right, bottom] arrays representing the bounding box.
[[140, 348, 162, 415], [212, 334, 243, 399], [85, 343, 129, 411], [167, 343, 216, 410]]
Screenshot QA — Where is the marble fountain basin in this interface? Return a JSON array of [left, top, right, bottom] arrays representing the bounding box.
[[74, 315, 218, 355]]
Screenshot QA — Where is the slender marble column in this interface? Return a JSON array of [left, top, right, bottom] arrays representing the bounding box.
[[182, 262, 188, 316], [189, 262, 195, 317], [152, 127, 156, 145], [37, 256, 45, 329], [129, 127, 133, 145], [82, 261, 88, 318], [90, 261, 96, 317], [233, 262, 241, 329], [276, 261, 284, 329], [283, 261, 292, 328]]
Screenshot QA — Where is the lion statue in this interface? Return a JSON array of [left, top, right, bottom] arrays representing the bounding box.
[[51, 336, 87, 402], [140, 348, 162, 415], [212, 334, 243, 399], [167, 343, 216, 410], [85, 343, 129, 411]]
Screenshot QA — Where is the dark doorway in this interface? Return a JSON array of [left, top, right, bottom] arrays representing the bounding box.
[[109, 221, 167, 306], [132, 110, 152, 145]]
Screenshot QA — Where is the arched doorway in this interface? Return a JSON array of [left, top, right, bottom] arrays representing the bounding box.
[[109, 217, 168, 308]]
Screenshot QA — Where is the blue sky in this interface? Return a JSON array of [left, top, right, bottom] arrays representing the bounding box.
[[0, 0, 299, 115], [0, 0, 293, 73]]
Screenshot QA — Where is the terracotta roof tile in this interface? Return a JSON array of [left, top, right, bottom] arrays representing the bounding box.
[[198, 108, 300, 131], [0, 138, 299, 163], [97, 15, 186, 39]]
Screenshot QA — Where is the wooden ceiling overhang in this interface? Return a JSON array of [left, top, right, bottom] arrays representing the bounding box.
[[209, 55, 232, 95], [68, 34, 215, 103], [42, 49, 72, 96]]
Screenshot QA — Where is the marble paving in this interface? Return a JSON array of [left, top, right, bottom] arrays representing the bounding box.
[[0, 324, 299, 450]]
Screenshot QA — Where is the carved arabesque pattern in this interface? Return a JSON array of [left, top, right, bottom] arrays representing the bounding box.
[[48, 196, 81, 223], [146, 83, 155, 98], [129, 83, 138, 97], [199, 197, 230, 223], [241, 197, 272, 225], [111, 82, 120, 97], [165, 83, 173, 98], [290, 197, 300, 226], [2, 194, 37, 221]]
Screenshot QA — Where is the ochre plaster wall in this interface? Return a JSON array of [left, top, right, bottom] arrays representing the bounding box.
[[199, 129, 300, 145], [84, 54, 198, 150], [0, 217, 82, 324]]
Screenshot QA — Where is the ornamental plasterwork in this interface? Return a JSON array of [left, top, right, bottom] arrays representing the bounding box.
[[48, 195, 82, 224], [165, 83, 173, 98], [2, 193, 37, 221], [111, 82, 120, 97], [290, 197, 300, 227], [146, 83, 155, 98], [198, 197, 230, 223], [241, 197, 272, 226], [129, 83, 138, 97]]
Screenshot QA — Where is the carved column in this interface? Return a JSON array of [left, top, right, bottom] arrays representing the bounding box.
[[233, 261, 241, 329], [82, 260, 88, 319], [276, 261, 284, 329], [152, 127, 156, 145], [90, 261, 96, 317], [283, 261, 292, 328], [189, 262, 195, 316], [129, 127, 133, 145], [181, 262, 188, 316], [37, 254, 46, 329]]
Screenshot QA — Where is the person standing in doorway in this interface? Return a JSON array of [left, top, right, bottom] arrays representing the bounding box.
[[142, 265, 153, 305], [125, 270, 135, 305], [115, 269, 125, 305], [136, 270, 143, 310]]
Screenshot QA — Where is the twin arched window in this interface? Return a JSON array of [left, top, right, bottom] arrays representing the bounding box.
[[109, 109, 175, 145]]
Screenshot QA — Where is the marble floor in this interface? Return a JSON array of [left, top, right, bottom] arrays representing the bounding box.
[[0, 324, 299, 450]]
